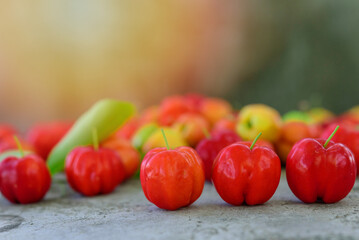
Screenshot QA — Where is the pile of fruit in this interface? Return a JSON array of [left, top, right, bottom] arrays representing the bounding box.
[[0, 94, 358, 210]]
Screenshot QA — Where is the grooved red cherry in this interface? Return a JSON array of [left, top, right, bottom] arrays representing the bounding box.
[[286, 138, 356, 203], [66, 146, 126, 196], [212, 142, 281, 205], [0, 154, 51, 204], [140, 146, 205, 210]]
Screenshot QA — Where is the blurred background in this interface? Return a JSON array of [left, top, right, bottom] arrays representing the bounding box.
[[0, 0, 359, 130]]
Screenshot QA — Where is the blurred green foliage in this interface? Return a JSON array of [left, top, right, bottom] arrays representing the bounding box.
[[229, 0, 359, 114]]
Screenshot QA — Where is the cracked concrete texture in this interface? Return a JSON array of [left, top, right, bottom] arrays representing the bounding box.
[[1, 171, 359, 240]]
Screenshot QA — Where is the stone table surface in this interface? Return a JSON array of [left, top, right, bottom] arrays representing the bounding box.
[[1, 171, 359, 240]]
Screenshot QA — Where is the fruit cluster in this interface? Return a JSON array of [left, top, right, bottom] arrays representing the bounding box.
[[0, 95, 358, 210]]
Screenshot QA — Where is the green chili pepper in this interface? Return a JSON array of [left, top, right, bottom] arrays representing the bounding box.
[[47, 99, 136, 175]]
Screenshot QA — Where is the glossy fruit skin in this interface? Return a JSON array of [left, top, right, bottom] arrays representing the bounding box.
[[286, 138, 356, 203], [0, 154, 51, 204], [27, 122, 72, 160], [212, 143, 281, 206], [195, 130, 241, 181], [140, 146, 205, 210], [321, 124, 359, 175], [101, 137, 140, 179], [65, 146, 126, 196]]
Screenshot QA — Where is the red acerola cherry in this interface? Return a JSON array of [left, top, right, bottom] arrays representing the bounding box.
[[140, 146, 205, 210], [212, 133, 281, 205], [65, 146, 126, 196], [0, 154, 51, 204], [286, 133, 356, 204]]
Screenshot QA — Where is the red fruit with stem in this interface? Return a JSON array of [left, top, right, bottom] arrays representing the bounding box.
[[140, 129, 205, 210], [0, 136, 51, 204], [287, 126, 356, 203], [212, 133, 281, 205], [65, 129, 126, 196]]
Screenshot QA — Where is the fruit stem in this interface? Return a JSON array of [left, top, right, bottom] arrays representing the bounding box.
[[161, 128, 170, 150], [13, 135, 24, 158], [324, 125, 339, 148], [92, 128, 99, 151], [202, 126, 211, 139], [250, 132, 262, 150]]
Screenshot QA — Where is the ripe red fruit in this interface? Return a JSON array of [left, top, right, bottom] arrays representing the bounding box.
[[65, 146, 126, 196], [27, 122, 72, 159], [212, 134, 281, 205], [140, 146, 205, 210], [0, 154, 51, 204], [286, 128, 356, 203], [195, 130, 241, 181]]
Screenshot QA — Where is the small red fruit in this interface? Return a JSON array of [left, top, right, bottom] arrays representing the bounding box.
[[0, 137, 51, 204], [287, 126, 356, 203], [65, 129, 126, 196], [212, 133, 281, 205], [140, 130, 205, 210]]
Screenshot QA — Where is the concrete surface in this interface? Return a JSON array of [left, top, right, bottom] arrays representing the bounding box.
[[1, 170, 359, 240]]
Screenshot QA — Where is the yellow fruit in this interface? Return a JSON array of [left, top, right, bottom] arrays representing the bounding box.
[[236, 104, 282, 142]]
